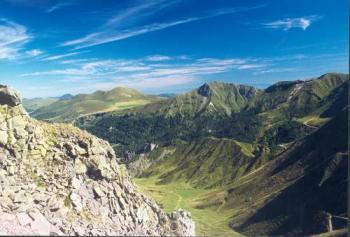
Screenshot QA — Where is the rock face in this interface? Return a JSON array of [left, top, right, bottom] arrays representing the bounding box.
[[0, 85, 21, 107], [197, 83, 211, 97], [0, 85, 195, 236]]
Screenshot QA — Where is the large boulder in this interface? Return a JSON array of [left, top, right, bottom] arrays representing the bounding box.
[[0, 85, 21, 106]]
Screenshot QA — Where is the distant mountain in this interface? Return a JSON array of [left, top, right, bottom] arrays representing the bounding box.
[[58, 93, 73, 100], [134, 82, 260, 118], [23, 93, 73, 113], [30, 87, 164, 122], [23, 97, 59, 113], [76, 73, 348, 156]]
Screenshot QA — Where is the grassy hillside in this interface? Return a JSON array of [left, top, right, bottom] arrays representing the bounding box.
[[132, 82, 260, 118], [134, 177, 241, 236], [74, 73, 349, 235], [134, 106, 348, 236], [31, 87, 163, 122], [76, 73, 348, 156], [23, 97, 58, 113], [227, 107, 348, 235], [139, 137, 271, 188]]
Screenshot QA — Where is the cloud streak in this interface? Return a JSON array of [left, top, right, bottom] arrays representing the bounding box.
[[45, 0, 78, 13], [262, 15, 320, 31], [62, 5, 263, 49], [40, 51, 84, 61], [19, 55, 267, 88]]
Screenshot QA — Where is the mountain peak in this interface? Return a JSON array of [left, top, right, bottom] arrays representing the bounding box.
[[197, 83, 212, 97], [265, 80, 304, 93], [0, 85, 21, 107], [58, 94, 73, 100]]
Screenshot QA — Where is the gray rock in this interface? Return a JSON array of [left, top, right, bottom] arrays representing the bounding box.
[[16, 212, 32, 226], [0, 85, 21, 107], [70, 193, 83, 211]]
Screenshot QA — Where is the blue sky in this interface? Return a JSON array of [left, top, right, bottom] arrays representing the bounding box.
[[0, 0, 348, 98]]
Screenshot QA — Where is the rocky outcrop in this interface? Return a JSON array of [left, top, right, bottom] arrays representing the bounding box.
[[0, 85, 195, 236], [197, 83, 211, 97], [0, 85, 21, 107]]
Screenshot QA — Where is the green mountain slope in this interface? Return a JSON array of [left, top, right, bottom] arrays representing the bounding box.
[[23, 97, 59, 113], [139, 138, 270, 188], [256, 73, 348, 122], [227, 106, 348, 236], [73, 72, 348, 236], [135, 104, 348, 236], [76, 73, 348, 156], [31, 87, 163, 122], [132, 82, 260, 118], [76, 83, 261, 155]]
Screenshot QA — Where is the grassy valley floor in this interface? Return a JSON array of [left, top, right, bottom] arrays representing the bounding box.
[[134, 176, 241, 236]]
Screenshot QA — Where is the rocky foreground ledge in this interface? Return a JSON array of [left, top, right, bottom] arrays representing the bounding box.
[[0, 85, 195, 236]]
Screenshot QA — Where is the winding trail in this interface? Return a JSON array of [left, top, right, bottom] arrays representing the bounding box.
[[303, 118, 317, 129]]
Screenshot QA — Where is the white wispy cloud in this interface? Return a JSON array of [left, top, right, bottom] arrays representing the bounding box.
[[25, 49, 43, 57], [62, 5, 263, 49], [20, 55, 266, 84], [0, 18, 30, 59], [262, 15, 321, 31], [105, 0, 178, 27], [40, 51, 84, 61], [62, 18, 199, 49], [146, 55, 172, 61], [59, 58, 97, 65], [45, 1, 77, 13]]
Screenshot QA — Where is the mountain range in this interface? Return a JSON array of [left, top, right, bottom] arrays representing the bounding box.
[[25, 88, 162, 122], [19, 72, 349, 236]]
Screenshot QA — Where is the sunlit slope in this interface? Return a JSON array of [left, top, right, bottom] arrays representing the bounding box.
[[135, 106, 348, 236], [23, 97, 58, 113], [31, 87, 163, 122], [76, 73, 348, 155]]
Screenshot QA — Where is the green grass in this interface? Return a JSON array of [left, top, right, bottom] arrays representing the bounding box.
[[23, 97, 58, 113], [31, 87, 163, 122], [134, 176, 242, 237], [296, 115, 330, 127]]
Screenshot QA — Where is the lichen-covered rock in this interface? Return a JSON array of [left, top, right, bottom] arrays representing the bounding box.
[[0, 85, 195, 236]]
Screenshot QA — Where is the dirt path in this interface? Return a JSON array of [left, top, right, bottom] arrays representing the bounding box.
[[173, 191, 183, 209], [198, 97, 209, 112], [303, 118, 317, 129]]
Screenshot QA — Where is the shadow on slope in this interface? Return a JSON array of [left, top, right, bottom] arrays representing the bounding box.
[[232, 107, 348, 236]]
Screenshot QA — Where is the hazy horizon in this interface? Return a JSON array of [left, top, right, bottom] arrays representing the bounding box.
[[20, 71, 347, 99]]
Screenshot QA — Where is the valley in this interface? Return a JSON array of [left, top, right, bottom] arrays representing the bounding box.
[[17, 72, 349, 236], [1, 0, 348, 235], [134, 177, 240, 236]]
